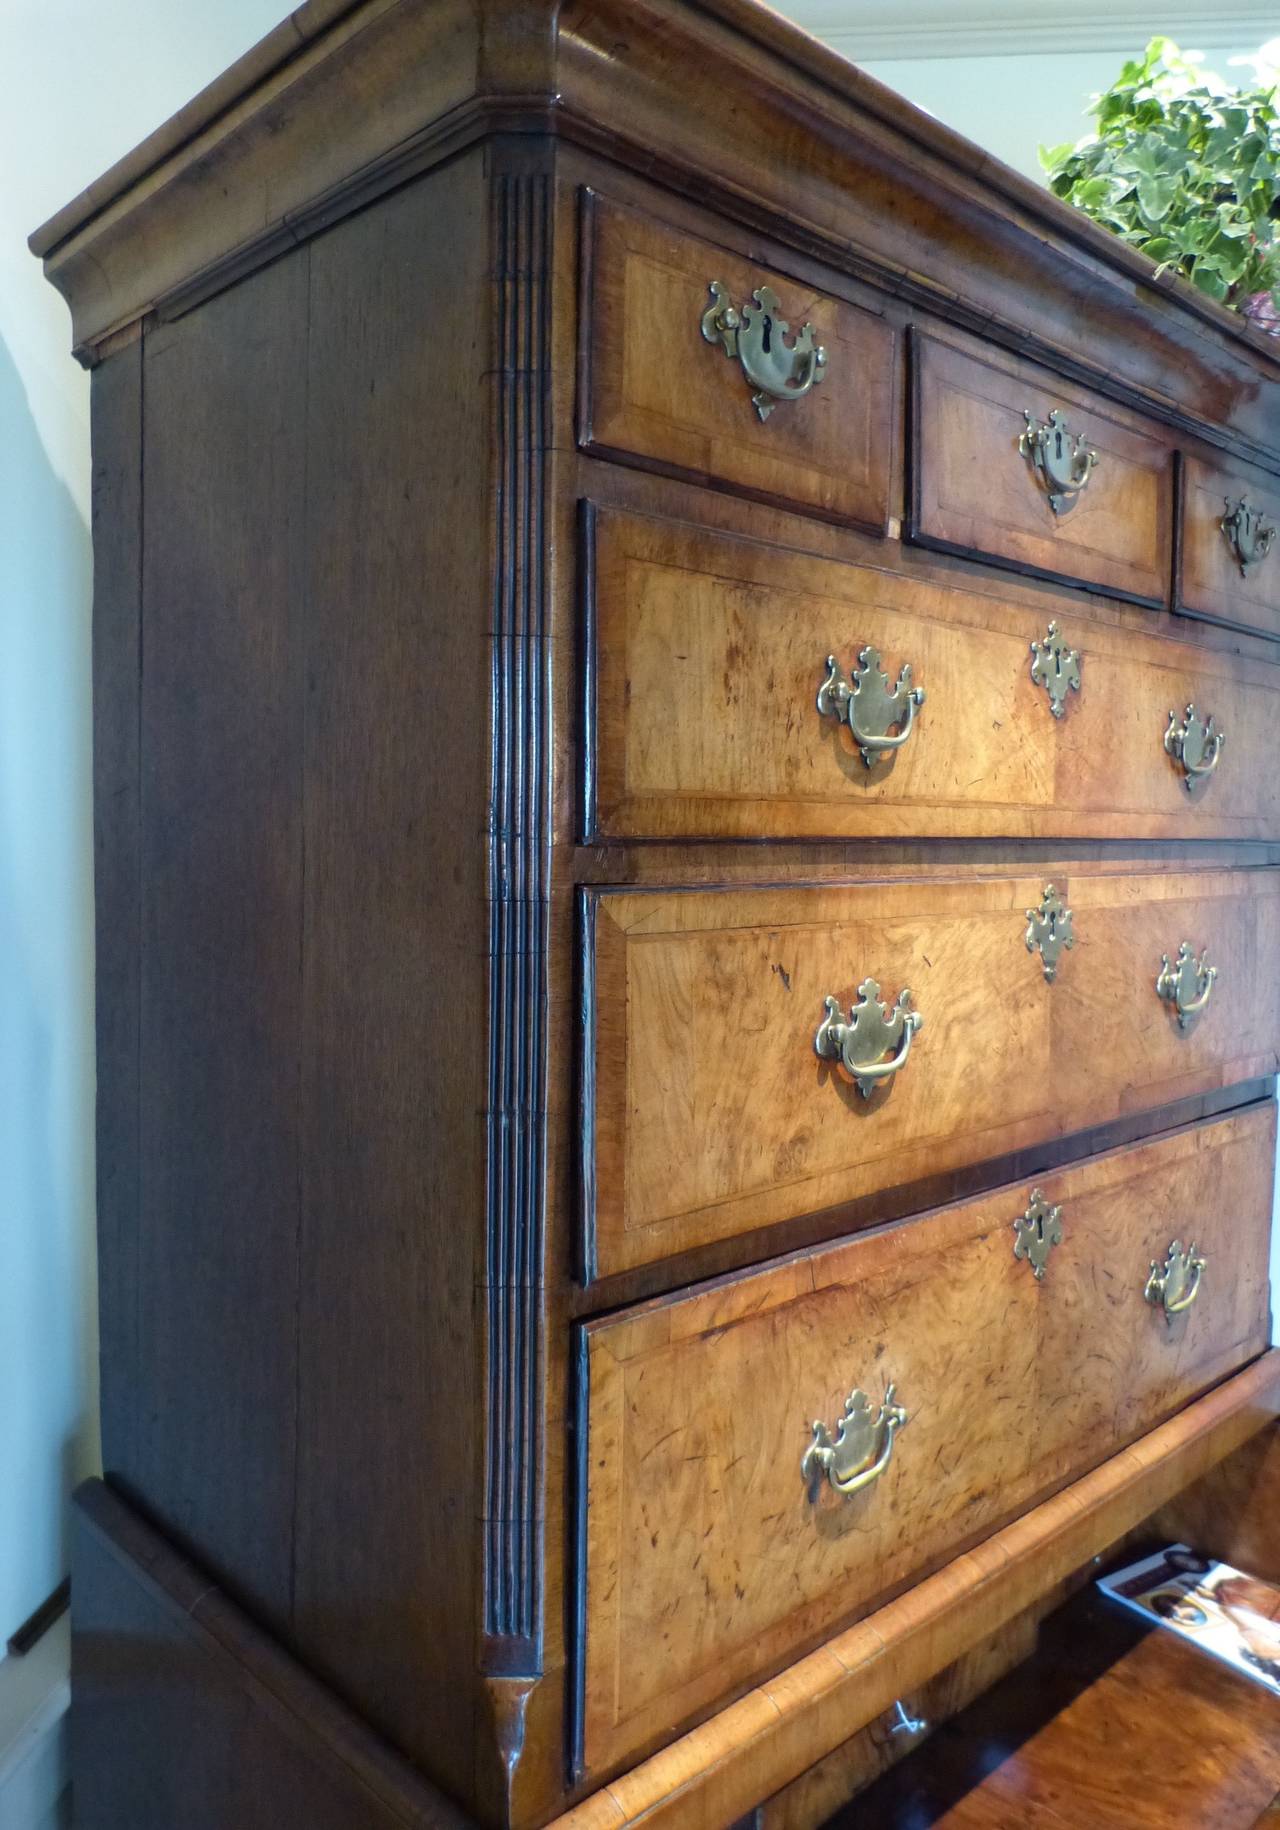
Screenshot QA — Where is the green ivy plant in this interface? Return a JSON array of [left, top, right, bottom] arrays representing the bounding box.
[[1041, 38, 1280, 330]]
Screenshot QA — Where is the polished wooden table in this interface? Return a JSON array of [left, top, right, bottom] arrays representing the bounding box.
[[838, 1580, 1280, 1828]]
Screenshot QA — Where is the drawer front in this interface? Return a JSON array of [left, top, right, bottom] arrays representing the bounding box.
[[583, 869, 1280, 1276], [586, 507, 1280, 842], [1178, 451, 1280, 644], [576, 1104, 1275, 1777], [908, 333, 1174, 606], [578, 193, 895, 529]]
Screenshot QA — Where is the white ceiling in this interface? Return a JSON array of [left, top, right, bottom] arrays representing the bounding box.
[[777, 0, 1280, 59]]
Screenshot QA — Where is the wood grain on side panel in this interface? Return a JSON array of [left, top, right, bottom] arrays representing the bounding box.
[[91, 337, 142, 1481], [586, 506, 1280, 842], [137, 255, 309, 1624], [908, 332, 1174, 607], [293, 156, 489, 1796], [579, 192, 895, 530], [584, 869, 1280, 1275]]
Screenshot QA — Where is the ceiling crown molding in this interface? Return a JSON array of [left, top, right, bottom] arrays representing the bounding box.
[[780, 1, 1280, 61]]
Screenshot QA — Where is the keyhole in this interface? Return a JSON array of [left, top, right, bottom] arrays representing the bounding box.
[[1035, 1213, 1045, 1243], [1052, 428, 1065, 462], [761, 314, 773, 355]]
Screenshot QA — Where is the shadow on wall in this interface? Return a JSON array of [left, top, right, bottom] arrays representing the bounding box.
[[0, 329, 97, 1634]]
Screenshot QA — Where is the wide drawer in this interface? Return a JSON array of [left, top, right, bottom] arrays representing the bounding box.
[[578, 193, 895, 529], [585, 507, 1280, 842], [582, 868, 1280, 1276], [1178, 450, 1280, 645], [574, 1103, 1275, 1778], [907, 332, 1174, 606]]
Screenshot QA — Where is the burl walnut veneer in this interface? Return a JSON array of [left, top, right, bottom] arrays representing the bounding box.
[[32, 1, 1280, 1825]]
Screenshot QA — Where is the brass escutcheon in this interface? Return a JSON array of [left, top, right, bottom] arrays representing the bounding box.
[[1029, 621, 1081, 718], [1013, 1190, 1064, 1282], [701, 280, 827, 421], [1026, 884, 1075, 984], [802, 1381, 908, 1496]]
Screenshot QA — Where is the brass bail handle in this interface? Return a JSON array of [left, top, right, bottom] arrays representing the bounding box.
[[701, 279, 828, 421], [817, 647, 925, 768], [1145, 1241, 1206, 1323], [802, 1382, 909, 1496]]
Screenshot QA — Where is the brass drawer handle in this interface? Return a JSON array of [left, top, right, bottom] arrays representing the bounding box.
[[1145, 1240, 1206, 1323], [1165, 703, 1224, 789], [817, 648, 925, 767], [701, 280, 827, 422], [815, 979, 922, 1098], [1156, 942, 1216, 1030], [802, 1382, 908, 1496], [1020, 408, 1098, 515], [1221, 496, 1275, 576]]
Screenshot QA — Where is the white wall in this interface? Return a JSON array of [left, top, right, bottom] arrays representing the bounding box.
[[856, 45, 1269, 183], [0, 0, 285, 1643], [5, 0, 1279, 1646]]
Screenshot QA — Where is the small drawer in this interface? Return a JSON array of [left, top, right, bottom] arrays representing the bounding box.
[[582, 868, 1280, 1276], [585, 506, 1280, 842], [578, 192, 895, 530], [908, 331, 1174, 606], [574, 1103, 1275, 1777], [1178, 451, 1280, 644]]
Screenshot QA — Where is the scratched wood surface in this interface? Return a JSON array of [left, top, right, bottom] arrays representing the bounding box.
[[909, 332, 1175, 606], [587, 505, 1280, 842], [1179, 451, 1280, 645], [586, 867, 1280, 1274], [578, 192, 896, 529], [575, 1104, 1274, 1777]]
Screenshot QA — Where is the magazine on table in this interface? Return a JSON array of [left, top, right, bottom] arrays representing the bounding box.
[[1097, 1543, 1280, 1697]]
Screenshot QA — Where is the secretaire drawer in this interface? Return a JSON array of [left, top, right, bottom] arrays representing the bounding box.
[[585, 507, 1280, 843], [582, 868, 1280, 1276], [574, 1104, 1275, 1777], [578, 193, 895, 529], [908, 332, 1174, 606], [1178, 451, 1280, 645]]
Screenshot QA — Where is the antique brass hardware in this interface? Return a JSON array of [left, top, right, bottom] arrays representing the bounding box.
[[1221, 495, 1276, 577], [1029, 621, 1081, 718], [1019, 408, 1099, 514], [701, 280, 827, 421], [1145, 1240, 1206, 1323], [815, 979, 922, 1098], [1013, 1190, 1063, 1282], [1025, 884, 1074, 984], [802, 1381, 908, 1496], [1156, 942, 1216, 1030], [817, 648, 925, 767], [1164, 703, 1224, 790]]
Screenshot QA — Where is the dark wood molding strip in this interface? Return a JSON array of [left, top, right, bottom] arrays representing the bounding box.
[[483, 159, 553, 1664]]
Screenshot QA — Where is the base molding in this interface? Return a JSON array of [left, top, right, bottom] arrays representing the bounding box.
[[70, 1481, 471, 1830]]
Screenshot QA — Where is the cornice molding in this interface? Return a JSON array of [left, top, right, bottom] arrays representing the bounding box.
[[781, 1, 1279, 61]]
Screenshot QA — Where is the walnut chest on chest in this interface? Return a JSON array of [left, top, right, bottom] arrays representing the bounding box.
[[34, 2, 1280, 1826]]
